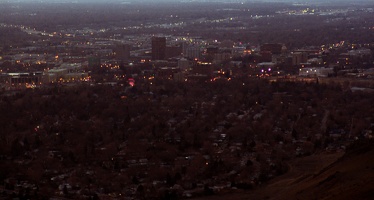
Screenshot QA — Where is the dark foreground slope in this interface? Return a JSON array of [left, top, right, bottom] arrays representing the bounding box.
[[286, 139, 374, 200], [200, 139, 374, 200]]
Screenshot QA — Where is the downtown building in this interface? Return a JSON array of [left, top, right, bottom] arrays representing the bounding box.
[[152, 37, 166, 60]]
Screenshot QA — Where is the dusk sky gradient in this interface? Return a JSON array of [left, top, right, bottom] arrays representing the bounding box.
[[1, 0, 365, 2]]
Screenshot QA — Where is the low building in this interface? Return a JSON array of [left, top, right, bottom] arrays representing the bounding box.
[[47, 68, 68, 82], [299, 67, 334, 77], [178, 58, 190, 71], [7, 72, 43, 85]]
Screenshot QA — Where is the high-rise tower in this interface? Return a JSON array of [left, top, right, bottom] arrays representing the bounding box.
[[115, 43, 131, 61], [152, 37, 166, 60]]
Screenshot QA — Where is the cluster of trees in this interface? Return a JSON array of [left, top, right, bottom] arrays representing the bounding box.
[[0, 75, 373, 198]]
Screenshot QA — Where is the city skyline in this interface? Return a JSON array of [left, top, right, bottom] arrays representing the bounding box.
[[1, 0, 374, 199]]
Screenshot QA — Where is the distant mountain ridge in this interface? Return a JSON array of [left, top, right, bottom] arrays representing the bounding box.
[[4, 0, 374, 4]]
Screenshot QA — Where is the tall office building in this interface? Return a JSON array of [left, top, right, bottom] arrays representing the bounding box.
[[152, 37, 166, 60], [165, 45, 182, 59], [185, 46, 202, 60], [292, 52, 308, 66], [260, 43, 283, 55], [115, 43, 131, 61]]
